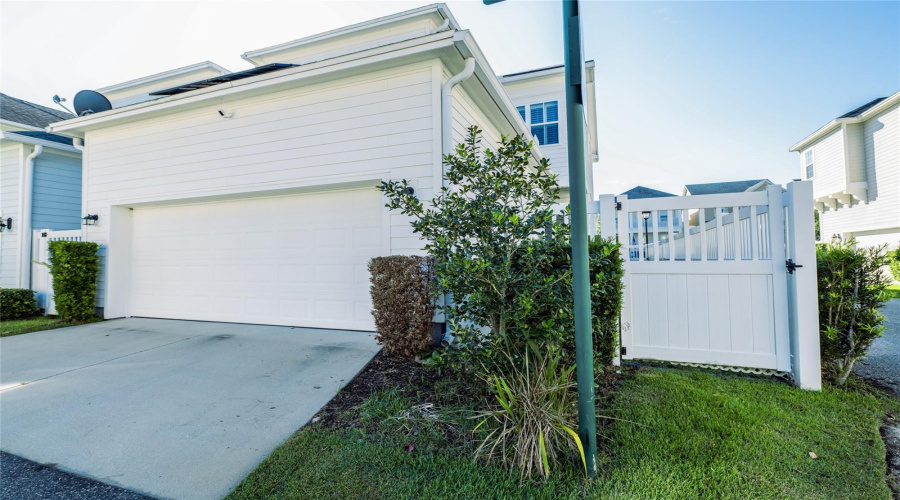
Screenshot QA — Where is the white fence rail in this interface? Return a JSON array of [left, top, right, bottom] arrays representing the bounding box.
[[599, 181, 821, 390], [31, 229, 82, 315]]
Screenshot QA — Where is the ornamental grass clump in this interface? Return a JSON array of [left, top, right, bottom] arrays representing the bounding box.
[[472, 347, 584, 479], [816, 239, 892, 386]]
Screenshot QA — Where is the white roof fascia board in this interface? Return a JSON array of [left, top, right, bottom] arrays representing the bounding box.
[[0, 132, 81, 154], [241, 3, 459, 65], [790, 89, 900, 152], [0, 119, 43, 132], [48, 31, 459, 137], [97, 61, 231, 94], [451, 31, 542, 161], [497, 61, 595, 84]]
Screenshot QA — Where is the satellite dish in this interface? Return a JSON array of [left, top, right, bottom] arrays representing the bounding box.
[[73, 90, 112, 116]]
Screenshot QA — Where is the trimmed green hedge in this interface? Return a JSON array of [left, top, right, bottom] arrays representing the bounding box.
[[0, 288, 40, 320], [48, 241, 100, 321]]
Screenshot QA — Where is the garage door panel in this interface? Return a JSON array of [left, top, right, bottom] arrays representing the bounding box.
[[130, 188, 382, 330]]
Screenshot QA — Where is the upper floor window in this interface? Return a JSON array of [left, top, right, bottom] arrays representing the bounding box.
[[804, 149, 814, 179], [528, 101, 559, 145]]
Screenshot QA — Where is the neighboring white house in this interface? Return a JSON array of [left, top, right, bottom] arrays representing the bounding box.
[[0, 93, 81, 290], [46, 4, 598, 331], [789, 90, 900, 248]]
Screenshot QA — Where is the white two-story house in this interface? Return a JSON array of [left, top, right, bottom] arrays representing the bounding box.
[[790, 90, 899, 248], [45, 3, 598, 330]]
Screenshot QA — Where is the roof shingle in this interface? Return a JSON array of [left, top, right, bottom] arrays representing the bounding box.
[[619, 186, 676, 199], [684, 179, 770, 196], [0, 93, 74, 129], [837, 97, 886, 119]]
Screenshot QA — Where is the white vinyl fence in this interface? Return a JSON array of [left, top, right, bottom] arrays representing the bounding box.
[[31, 229, 82, 315], [596, 181, 821, 390]]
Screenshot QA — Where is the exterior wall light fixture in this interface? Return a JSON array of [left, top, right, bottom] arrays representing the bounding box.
[[82, 214, 99, 226], [0, 217, 10, 232]]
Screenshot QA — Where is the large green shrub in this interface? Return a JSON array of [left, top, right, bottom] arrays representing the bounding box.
[[48, 241, 100, 322], [816, 239, 891, 385], [526, 236, 624, 368], [380, 127, 568, 371], [888, 245, 900, 281], [0, 288, 40, 320], [368, 255, 436, 358]]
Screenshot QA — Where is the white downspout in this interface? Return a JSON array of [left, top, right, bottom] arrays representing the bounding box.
[[17, 144, 42, 288], [437, 57, 475, 345], [72, 138, 86, 215], [441, 57, 475, 156], [428, 18, 451, 35]]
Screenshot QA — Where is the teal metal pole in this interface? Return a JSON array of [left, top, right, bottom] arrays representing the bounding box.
[[562, 0, 598, 477], [483, 0, 597, 477]]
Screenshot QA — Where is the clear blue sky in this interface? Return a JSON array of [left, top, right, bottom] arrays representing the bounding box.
[[2, 1, 898, 195]]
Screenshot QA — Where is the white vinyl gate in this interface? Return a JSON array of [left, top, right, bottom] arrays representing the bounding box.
[[31, 229, 82, 315], [597, 181, 821, 390]]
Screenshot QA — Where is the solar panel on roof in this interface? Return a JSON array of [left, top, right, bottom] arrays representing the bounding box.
[[149, 63, 298, 96]]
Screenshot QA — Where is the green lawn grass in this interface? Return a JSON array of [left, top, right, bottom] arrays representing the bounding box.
[[0, 316, 101, 337], [228, 368, 899, 500], [886, 284, 900, 300]]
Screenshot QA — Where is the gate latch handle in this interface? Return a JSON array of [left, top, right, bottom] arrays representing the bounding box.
[[785, 259, 802, 274]]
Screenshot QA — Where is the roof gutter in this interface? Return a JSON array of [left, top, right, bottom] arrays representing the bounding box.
[[0, 131, 81, 154], [47, 30, 460, 138], [451, 31, 542, 160], [17, 144, 42, 288]]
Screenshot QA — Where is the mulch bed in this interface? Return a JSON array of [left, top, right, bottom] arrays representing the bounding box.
[[312, 350, 447, 430], [312, 348, 626, 435]]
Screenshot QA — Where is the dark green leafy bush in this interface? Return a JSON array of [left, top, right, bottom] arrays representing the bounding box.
[[888, 245, 900, 281], [381, 127, 570, 372], [48, 241, 100, 322], [816, 239, 891, 385], [368, 255, 436, 358], [0, 288, 40, 320], [380, 127, 625, 372]]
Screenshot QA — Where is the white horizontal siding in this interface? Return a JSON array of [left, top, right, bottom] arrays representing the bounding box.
[[807, 127, 844, 198], [0, 145, 21, 287], [446, 69, 503, 150], [83, 61, 439, 308], [819, 103, 900, 241]]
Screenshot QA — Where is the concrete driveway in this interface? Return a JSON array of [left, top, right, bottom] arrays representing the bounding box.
[[854, 298, 900, 395], [0, 318, 380, 500]]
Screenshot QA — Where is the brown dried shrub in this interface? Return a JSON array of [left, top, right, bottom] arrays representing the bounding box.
[[368, 255, 437, 358]]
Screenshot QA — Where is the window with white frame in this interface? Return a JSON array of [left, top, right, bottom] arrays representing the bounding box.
[[804, 149, 814, 179], [526, 101, 559, 145], [516, 106, 526, 122]]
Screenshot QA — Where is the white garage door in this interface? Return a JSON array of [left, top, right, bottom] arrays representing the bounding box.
[[130, 187, 384, 331]]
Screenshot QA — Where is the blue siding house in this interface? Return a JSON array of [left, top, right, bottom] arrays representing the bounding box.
[[0, 93, 81, 289]]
